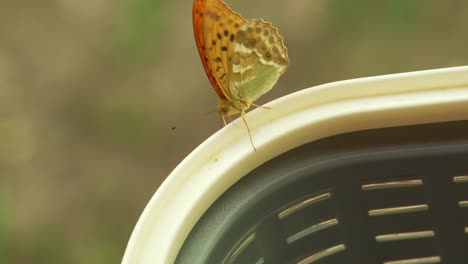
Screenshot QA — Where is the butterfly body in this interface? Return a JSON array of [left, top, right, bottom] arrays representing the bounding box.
[[217, 97, 250, 116], [193, 0, 289, 149]]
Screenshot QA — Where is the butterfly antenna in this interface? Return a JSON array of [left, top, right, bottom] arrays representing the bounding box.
[[240, 111, 257, 151]]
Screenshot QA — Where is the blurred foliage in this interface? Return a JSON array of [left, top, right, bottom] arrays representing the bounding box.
[[0, 0, 467, 263], [62, 94, 161, 153], [114, 0, 169, 63], [0, 185, 6, 263], [328, 0, 428, 30]]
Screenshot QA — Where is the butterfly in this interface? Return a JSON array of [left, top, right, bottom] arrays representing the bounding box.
[[192, 0, 289, 150]]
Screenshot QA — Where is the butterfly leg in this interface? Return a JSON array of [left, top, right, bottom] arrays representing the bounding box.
[[220, 114, 227, 126], [251, 103, 271, 110], [240, 111, 257, 151]]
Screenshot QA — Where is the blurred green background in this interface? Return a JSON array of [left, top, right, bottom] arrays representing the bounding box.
[[1, 0, 467, 263]]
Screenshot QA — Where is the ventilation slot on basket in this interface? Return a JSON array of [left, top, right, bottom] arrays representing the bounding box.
[[362, 180, 423, 191], [454, 174, 468, 210], [278, 193, 331, 220], [278, 191, 345, 263], [225, 233, 256, 264], [453, 175, 468, 183], [454, 174, 468, 238], [361, 177, 442, 263], [286, 218, 339, 244], [363, 179, 427, 217], [295, 244, 346, 264], [369, 204, 429, 217], [383, 256, 441, 264], [375, 230, 435, 243]]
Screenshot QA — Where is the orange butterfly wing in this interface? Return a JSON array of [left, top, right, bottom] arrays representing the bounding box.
[[192, 0, 246, 100]]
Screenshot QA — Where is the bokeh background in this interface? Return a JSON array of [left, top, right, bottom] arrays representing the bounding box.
[[1, 0, 467, 263]]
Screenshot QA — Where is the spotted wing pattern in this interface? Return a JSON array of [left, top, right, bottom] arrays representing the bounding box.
[[192, 0, 246, 100], [229, 19, 289, 102]]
